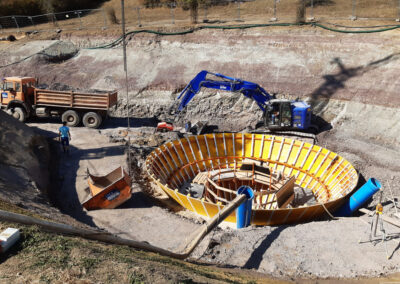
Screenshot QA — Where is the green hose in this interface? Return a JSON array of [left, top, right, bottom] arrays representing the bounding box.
[[85, 22, 400, 50], [1, 21, 398, 68], [313, 22, 400, 33]]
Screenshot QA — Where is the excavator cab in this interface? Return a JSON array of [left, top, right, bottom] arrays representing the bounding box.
[[263, 100, 292, 130], [263, 99, 311, 131]]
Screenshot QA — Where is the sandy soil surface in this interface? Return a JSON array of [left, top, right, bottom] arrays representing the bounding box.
[[28, 119, 202, 251]]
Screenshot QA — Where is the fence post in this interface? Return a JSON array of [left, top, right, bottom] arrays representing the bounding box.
[[236, 0, 241, 22], [397, 0, 400, 22], [308, 0, 315, 21], [101, 8, 108, 29], [12, 16, 20, 32], [351, 0, 357, 20], [170, 6, 175, 24], [28, 16, 35, 27], [204, 3, 208, 22], [75, 10, 83, 29], [135, 7, 141, 27], [270, 0, 277, 21], [52, 13, 59, 27]]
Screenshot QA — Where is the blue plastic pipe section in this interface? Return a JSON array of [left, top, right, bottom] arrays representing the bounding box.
[[335, 178, 382, 217], [236, 186, 255, 229]]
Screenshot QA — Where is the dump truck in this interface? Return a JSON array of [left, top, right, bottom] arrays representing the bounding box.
[[0, 76, 118, 128]]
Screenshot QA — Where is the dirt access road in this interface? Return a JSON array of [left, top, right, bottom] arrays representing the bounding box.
[[28, 119, 201, 251]]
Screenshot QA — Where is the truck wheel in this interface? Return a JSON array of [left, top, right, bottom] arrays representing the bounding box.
[[83, 112, 102, 128], [12, 107, 26, 122], [62, 110, 80, 127]]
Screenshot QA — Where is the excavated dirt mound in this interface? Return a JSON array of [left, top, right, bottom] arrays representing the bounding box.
[[37, 40, 79, 63]]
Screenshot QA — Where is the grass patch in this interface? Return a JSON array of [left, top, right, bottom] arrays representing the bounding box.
[[0, 199, 53, 222], [80, 257, 101, 271], [0, 221, 272, 283], [129, 270, 146, 284]]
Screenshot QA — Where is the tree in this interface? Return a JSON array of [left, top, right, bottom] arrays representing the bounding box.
[[296, 0, 305, 23], [180, 0, 198, 24]]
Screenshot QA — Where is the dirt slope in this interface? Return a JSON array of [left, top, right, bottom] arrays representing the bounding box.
[[0, 111, 94, 226], [0, 111, 52, 216]]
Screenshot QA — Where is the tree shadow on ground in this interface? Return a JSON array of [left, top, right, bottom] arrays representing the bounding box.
[[309, 53, 400, 114], [242, 225, 288, 270]]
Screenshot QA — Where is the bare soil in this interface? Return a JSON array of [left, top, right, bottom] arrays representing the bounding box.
[[1, 14, 400, 282]]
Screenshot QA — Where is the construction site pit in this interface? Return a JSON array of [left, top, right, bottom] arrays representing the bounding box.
[[145, 133, 358, 226], [1, 28, 400, 281]]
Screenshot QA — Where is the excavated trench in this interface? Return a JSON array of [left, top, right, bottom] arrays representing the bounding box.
[[1, 28, 400, 278]]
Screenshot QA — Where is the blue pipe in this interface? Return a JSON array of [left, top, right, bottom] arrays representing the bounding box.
[[236, 186, 254, 229], [335, 178, 382, 217]]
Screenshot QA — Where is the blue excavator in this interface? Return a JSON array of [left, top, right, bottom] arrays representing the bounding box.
[[159, 70, 314, 133]]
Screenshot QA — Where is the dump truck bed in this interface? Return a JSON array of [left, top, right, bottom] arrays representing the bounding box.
[[34, 89, 118, 110]]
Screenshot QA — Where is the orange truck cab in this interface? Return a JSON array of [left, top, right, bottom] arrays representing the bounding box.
[[0, 77, 36, 121]]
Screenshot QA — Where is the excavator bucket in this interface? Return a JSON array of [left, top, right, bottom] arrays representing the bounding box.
[[82, 166, 132, 210]]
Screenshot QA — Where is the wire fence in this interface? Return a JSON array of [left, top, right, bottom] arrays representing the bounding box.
[[1, 0, 400, 34]]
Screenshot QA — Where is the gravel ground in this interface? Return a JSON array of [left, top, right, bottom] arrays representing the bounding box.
[[27, 120, 202, 251]]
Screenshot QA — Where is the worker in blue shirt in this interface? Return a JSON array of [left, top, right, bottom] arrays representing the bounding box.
[[58, 121, 71, 153]]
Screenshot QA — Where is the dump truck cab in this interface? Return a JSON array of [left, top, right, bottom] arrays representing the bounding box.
[[0, 77, 36, 121], [1, 75, 117, 128]]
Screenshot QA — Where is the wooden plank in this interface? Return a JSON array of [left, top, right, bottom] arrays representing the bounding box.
[[275, 176, 295, 208], [36, 93, 71, 98], [288, 142, 304, 176], [204, 135, 214, 169], [205, 186, 229, 203], [34, 89, 116, 109], [109, 92, 118, 107], [36, 96, 71, 100], [193, 172, 208, 185], [251, 134, 255, 157], [187, 137, 201, 173], [259, 135, 265, 158], [206, 178, 237, 194], [179, 140, 196, 177], [273, 137, 285, 171], [194, 136, 207, 170], [73, 98, 108, 103]]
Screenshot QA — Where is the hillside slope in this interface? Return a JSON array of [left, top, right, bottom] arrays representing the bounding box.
[[0, 111, 89, 226], [0, 111, 50, 210]]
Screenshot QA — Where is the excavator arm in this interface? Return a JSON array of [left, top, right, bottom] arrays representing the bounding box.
[[176, 70, 273, 112]]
